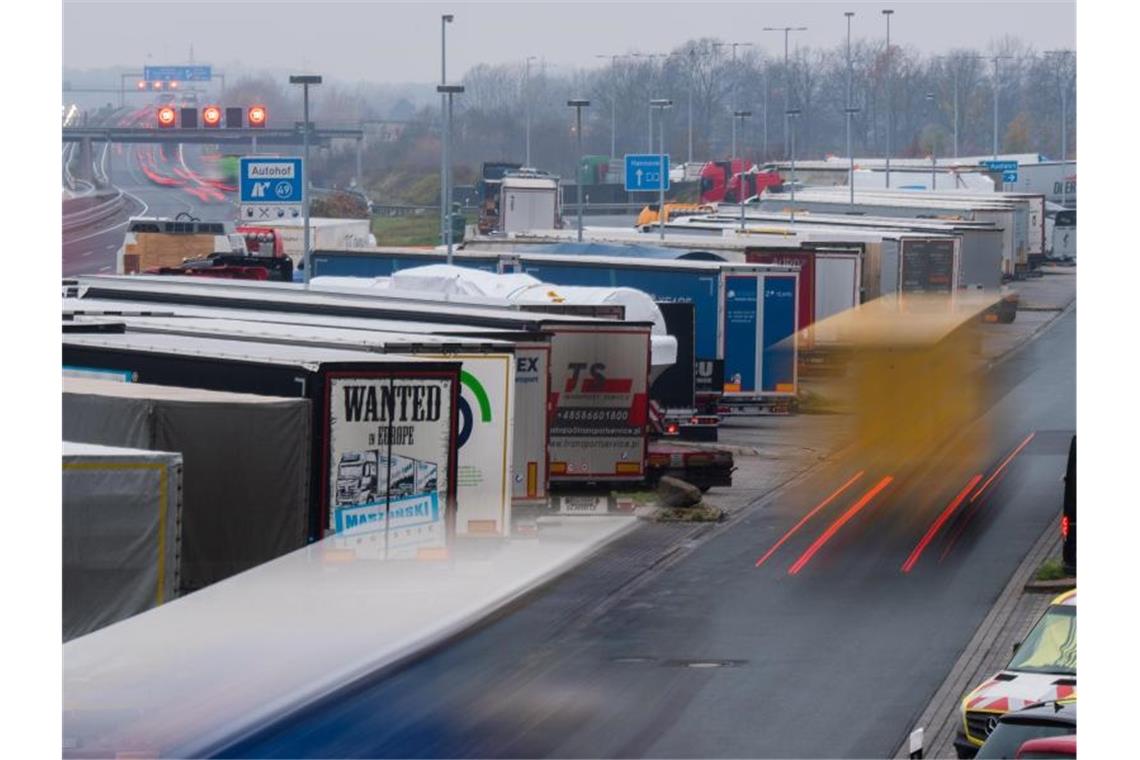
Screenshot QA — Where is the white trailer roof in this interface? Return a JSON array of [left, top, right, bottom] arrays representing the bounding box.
[[75, 315, 516, 354], [63, 331, 445, 371], [62, 297, 550, 343], [75, 275, 636, 329]]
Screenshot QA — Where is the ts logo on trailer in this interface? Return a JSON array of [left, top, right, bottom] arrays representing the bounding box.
[[563, 363, 633, 394], [456, 371, 493, 448]]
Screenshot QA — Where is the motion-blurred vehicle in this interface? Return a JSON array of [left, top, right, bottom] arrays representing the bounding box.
[[974, 701, 1075, 759], [955, 590, 1077, 757]]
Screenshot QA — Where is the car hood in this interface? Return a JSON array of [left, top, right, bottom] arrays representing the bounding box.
[[964, 670, 1076, 713]]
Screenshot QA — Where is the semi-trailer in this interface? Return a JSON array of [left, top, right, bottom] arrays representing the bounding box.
[[64, 297, 553, 509], [307, 250, 799, 414], [495, 254, 800, 414], [72, 317, 518, 538], [757, 188, 1030, 277], [62, 330, 462, 547], [72, 276, 654, 492]]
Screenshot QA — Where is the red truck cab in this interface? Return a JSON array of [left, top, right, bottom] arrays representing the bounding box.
[[699, 160, 783, 204]]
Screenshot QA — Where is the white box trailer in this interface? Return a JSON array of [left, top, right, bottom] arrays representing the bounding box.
[[259, 217, 374, 264], [63, 297, 553, 510], [63, 442, 182, 641], [72, 276, 652, 489], [758, 191, 1024, 277], [86, 315, 517, 537], [501, 175, 561, 233], [676, 211, 1004, 294]]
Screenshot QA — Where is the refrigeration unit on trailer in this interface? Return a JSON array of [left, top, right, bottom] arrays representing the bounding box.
[[93, 315, 517, 537], [62, 331, 461, 554], [73, 275, 651, 492], [65, 296, 555, 512]]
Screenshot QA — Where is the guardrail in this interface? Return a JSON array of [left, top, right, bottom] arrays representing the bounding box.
[[63, 190, 124, 233]]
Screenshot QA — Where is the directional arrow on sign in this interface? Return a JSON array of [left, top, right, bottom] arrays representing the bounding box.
[[635, 169, 643, 184]]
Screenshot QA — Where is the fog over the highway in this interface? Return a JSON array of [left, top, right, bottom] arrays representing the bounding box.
[[64, 0, 1075, 83]]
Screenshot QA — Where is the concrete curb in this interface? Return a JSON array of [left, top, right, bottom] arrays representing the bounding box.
[[894, 520, 1062, 759], [1024, 577, 1076, 594]]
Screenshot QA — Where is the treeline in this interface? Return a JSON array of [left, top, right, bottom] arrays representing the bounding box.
[[220, 34, 1074, 199]]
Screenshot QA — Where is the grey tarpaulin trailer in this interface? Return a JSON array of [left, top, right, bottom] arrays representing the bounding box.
[[63, 377, 311, 592], [62, 330, 462, 547], [63, 441, 183, 641], [72, 315, 519, 537]]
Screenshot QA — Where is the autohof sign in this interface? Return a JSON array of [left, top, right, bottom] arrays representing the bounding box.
[[239, 156, 304, 222]]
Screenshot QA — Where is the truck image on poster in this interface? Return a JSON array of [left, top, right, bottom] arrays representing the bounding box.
[[335, 450, 380, 506]]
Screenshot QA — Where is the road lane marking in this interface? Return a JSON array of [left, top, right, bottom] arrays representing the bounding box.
[[787, 476, 894, 575], [969, 432, 1036, 503], [939, 432, 1037, 562], [901, 474, 983, 573], [754, 471, 864, 568]]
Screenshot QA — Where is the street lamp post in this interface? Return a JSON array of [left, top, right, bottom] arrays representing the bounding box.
[[882, 9, 894, 188], [762, 26, 807, 159], [688, 47, 696, 165], [289, 74, 322, 284], [439, 13, 454, 252], [936, 54, 983, 158], [437, 84, 464, 264], [650, 99, 672, 241], [1044, 49, 1071, 208], [787, 109, 801, 223], [733, 110, 752, 230], [845, 11, 855, 205], [925, 92, 937, 189], [524, 56, 538, 166], [567, 99, 591, 242]]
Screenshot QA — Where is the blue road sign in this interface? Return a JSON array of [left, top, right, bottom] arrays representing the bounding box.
[[240, 157, 304, 204], [144, 65, 213, 82], [625, 154, 670, 192], [981, 159, 1018, 173], [1002, 170, 1019, 183]]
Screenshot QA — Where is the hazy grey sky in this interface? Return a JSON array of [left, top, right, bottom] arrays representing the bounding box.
[[64, 0, 1076, 83]]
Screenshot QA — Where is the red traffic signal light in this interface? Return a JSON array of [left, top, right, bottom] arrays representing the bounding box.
[[137, 80, 147, 90], [152, 80, 164, 90], [156, 106, 176, 128], [248, 105, 267, 128], [202, 105, 222, 127]]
